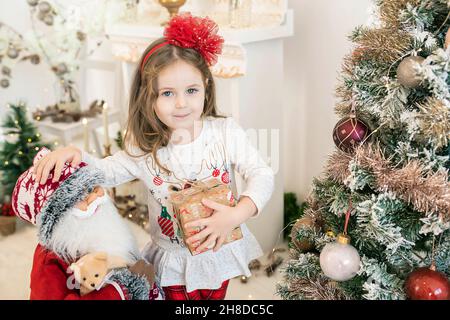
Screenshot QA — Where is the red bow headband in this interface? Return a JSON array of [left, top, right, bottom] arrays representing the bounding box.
[[140, 13, 224, 72]]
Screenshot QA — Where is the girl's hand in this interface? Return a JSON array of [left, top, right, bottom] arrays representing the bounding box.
[[184, 198, 241, 253], [33, 145, 82, 184]]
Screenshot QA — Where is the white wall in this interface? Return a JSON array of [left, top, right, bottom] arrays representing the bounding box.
[[0, 1, 56, 112], [283, 0, 371, 201]]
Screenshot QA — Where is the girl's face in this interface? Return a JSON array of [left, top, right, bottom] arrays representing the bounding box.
[[155, 59, 205, 138]]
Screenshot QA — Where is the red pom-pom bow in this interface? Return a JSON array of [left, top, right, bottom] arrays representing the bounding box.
[[164, 13, 224, 66], [141, 13, 224, 72]]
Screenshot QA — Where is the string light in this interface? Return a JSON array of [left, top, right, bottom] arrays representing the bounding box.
[[54, 141, 59, 146], [18, 151, 23, 155], [4, 161, 9, 165], [35, 147, 39, 151], [36, 133, 41, 138], [326, 230, 336, 238], [28, 138, 32, 143]]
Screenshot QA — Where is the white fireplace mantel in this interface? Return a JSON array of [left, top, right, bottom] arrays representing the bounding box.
[[105, 10, 293, 80]]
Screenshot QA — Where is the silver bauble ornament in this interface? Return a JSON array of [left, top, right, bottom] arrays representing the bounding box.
[[2, 66, 11, 76], [1, 78, 10, 88], [319, 233, 360, 282], [396, 56, 425, 88], [43, 14, 54, 26], [7, 48, 19, 59], [27, 0, 39, 6], [38, 1, 51, 13], [37, 10, 46, 21]]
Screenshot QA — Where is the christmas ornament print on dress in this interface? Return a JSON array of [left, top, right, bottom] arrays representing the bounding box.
[[157, 205, 175, 238], [153, 176, 163, 186], [212, 168, 220, 177]]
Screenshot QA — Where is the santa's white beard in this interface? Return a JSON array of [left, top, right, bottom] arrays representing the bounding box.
[[47, 195, 140, 264]]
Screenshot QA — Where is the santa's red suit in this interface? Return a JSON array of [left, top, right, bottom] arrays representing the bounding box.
[[30, 244, 132, 300], [12, 148, 162, 300]]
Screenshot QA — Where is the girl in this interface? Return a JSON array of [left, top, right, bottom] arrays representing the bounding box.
[[33, 13, 274, 300]]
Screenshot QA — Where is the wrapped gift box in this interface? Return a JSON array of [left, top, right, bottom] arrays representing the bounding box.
[[170, 178, 243, 255]]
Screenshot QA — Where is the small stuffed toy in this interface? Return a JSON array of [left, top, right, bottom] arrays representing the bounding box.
[[69, 252, 128, 295]]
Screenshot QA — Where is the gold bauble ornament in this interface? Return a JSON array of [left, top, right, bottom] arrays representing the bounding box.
[[396, 56, 425, 88], [326, 230, 336, 238], [290, 216, 317, 252]]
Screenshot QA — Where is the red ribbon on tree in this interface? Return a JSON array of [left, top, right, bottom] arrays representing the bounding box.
[[343, 198, 352, 235]]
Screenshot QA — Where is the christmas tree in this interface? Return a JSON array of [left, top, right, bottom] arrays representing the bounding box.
[[0, 102, 50, 200], [278, 0, 450, 300]]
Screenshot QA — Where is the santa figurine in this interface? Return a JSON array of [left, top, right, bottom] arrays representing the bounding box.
[[11, 147, 163, 300]]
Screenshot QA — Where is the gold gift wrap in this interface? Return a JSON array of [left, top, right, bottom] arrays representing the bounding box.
[[169, 178, 243, 255]]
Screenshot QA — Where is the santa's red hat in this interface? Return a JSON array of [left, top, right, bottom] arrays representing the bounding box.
[[11, 147, 105, 246]]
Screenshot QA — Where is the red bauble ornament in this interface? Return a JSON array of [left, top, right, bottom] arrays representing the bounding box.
[[405, 266, 450, 300], [1, 203, 14, 217], [332, 115, 370, 153], [153, 176, 163, 186], [212, 168, 220, 177], [221, 171, 230, 184]]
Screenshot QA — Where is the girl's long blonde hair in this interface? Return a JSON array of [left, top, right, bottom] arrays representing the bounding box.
[[124, 38, 223, 173]]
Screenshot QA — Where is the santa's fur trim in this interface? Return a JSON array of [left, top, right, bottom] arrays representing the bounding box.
[[109, 268, 150, 300], [37, 166, 105, 247]]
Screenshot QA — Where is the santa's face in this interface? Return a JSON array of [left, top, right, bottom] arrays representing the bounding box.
[[75, 186, 105, 210], [71, 186, 107, 219]]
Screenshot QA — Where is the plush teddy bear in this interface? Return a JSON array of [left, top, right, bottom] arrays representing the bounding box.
[[69, 252, 129, 295]]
